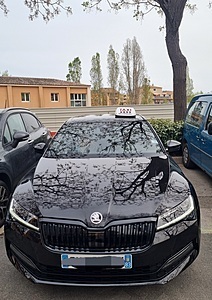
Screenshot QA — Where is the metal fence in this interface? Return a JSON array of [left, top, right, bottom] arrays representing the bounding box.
[[31, 104, 174, 132]]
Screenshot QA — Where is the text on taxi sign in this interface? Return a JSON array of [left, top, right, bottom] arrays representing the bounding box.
[[119, 108, 132, 114]]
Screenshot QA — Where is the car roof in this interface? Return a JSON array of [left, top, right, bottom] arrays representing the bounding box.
[[187, 94, 212, 112], [0, 107, 31, 114], [66, 113, 146, 124], [190, 94, 212, 103]]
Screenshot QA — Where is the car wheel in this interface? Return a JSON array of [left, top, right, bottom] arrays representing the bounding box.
[[0, 180, 10, 226], [182, 143, 195, 169]]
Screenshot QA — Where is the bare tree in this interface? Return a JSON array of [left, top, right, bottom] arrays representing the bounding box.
[[122, 37, 146, 104], [90, 52, 103, 105], [122, 38, 132, 101], [107, 45, 120, 105]]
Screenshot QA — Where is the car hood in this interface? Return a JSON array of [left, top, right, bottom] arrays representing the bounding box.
[[13, 155, 191, 227]]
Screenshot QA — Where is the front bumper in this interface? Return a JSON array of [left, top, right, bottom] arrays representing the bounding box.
[[4, 219, 200, 286]]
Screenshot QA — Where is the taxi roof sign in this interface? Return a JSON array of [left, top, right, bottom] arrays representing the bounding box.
[[115, 107, 136, 118]]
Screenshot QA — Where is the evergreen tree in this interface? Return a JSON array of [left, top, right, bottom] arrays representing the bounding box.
[[66, 57, 82, 83], [142, 78, 153, 104], [186, 67, 194, 102], [0, 70, 10, 76]]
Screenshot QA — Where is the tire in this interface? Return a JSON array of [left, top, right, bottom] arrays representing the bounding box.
[[182, 143, 195, 169], [0, 180, 10, 227]]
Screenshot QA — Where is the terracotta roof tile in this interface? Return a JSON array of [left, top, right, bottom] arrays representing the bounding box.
[[0, 76, 90, 87]]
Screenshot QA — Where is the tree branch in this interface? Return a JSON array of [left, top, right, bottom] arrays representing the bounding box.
[[0, 0, 9, 15], [82, 1, 161, 18], [24, 0, 72, 21]]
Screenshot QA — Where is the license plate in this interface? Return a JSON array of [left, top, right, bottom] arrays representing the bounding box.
[[61, 254, 132, 269]]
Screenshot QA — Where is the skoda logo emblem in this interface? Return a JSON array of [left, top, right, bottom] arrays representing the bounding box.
[[90, 212, 103, 225]]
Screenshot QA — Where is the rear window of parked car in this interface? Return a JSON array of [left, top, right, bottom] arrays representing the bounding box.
[[185, 101, 208, 127]]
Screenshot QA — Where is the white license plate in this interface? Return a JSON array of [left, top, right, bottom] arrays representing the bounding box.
[[61, 254, 132, 269]]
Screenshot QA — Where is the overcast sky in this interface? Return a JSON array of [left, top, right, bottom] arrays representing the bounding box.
[[0, 1, 212, 93]]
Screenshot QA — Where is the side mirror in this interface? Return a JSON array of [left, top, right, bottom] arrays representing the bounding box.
[[12, 131, 29, 148], [166, 140, 182, 155], [208, 122, 212, 135]]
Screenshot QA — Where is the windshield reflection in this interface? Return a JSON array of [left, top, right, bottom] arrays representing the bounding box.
[[45, 120, 162, 159]]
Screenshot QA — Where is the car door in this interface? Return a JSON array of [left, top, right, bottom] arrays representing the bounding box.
[[21, 112, 51, 165], [3, 113, 32, 188], [200, 104, 212, 176], [184, 100, 208, 166]]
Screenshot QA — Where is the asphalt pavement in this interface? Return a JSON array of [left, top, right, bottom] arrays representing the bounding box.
[[173, 157, 212, 234], [0, 157, 211, 300]]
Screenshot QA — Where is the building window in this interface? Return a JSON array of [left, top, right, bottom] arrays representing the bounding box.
[[70, 94, 86, 107], [51, 93, 59, 102], [21, 93, 30, 102]]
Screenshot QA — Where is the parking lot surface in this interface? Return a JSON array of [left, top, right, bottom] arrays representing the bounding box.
[[0, 157, 211, 300]]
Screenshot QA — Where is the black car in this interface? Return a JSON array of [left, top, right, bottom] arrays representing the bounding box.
[[2, 107, 200, 286], [0, 107, 51, 225]]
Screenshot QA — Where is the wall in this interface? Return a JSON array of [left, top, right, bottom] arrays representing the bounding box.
[[0, 85, 91, 108], [31, 104, 174, 133]]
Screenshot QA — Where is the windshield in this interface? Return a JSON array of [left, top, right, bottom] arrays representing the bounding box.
[[44, 120, 163, 159]]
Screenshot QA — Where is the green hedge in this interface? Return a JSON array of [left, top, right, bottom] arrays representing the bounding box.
[[149, 119, 184, 146]]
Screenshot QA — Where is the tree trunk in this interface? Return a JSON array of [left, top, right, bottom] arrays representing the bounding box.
[[166, 28, 187, 121], [159, 0, 187, 121]]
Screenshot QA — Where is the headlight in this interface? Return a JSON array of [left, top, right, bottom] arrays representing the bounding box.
[[9, 198, 39, 232], [157, 195, 195, 230]]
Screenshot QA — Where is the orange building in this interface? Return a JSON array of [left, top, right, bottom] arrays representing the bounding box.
[[150, 85, 173, 104], [0, 76, 91, 108]]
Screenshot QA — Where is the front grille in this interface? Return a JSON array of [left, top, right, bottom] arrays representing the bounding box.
[[40, 221, 156, 252]]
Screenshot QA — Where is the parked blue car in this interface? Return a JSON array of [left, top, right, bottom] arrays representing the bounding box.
[[182, 94, 212, 177]]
